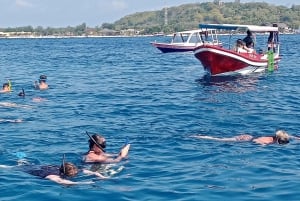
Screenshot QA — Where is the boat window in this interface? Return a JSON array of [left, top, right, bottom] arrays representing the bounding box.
[[172, 33, 188, 43]]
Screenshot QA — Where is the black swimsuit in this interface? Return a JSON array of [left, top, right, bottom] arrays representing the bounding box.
[[23, 165, 60, 178]]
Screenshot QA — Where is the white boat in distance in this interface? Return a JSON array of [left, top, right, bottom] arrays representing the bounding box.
[[150, 29, 221, 53]]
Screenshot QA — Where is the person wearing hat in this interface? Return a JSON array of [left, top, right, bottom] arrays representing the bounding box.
[[192, 130, 292, 145], [83, 133, 130, 163], [34, 75, 48, 90]]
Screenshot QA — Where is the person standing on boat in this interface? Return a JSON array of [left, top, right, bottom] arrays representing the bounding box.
[[34, 75, 48, 90], [243, 30, 254, 48], [192, 130, 299, 145], [83, 133, 130, 163]]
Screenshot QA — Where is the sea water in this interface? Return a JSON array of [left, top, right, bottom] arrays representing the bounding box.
[[0, 35, 299, 201]]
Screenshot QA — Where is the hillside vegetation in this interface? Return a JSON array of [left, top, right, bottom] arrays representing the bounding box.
[[110, 2, 300, 34]]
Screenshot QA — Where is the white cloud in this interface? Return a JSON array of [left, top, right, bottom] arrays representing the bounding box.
[[15, 0, 34, 8]]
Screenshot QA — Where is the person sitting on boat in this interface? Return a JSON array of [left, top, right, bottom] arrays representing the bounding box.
[[192, 130, 299, 145], [235, 39, 253, 53], [83, 132, 130, 163], [243, 30, 254, 48], [0, 82, 11, 93], [34, 75, 48, 90]]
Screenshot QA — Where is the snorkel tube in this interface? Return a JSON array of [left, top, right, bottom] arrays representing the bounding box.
[[8, 80, 12, 91], [61, 154, 66, 176]]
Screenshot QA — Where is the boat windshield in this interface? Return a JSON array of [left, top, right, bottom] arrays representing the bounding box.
[[172, 32, 202, 43]]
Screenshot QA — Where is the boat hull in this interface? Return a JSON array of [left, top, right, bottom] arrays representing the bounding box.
[[151, 42, 199, 53], [194, 45, 280, 75]]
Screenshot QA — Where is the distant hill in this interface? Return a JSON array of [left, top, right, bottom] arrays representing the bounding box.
[[108, 2, 300, 34]]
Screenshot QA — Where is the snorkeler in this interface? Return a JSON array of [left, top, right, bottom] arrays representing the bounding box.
[[83, 132, 130, 163], [0, 81, 11, 93], [193, 130, 295, 145], [34, 75, 48, 90], [0, 155, 108, 185], [18, 88, 25, 97]]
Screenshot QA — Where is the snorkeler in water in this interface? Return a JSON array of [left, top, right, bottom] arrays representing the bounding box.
[[0, 155, 108, 185], [0, 81, 12, 93], [18, 88, 25, 97], [193, 130, 298, 145], [83, 132, 130, 163], [34, 75, 48, 90]]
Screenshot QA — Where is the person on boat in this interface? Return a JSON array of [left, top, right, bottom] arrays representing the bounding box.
[[243, 30, 254, 48], [235, 39, 253, 53], [267, 31, 278, 53], [83, 133, 130, 163], [34, 75, 48, 90], [192, 130, 296, 145], [0, 81, 12, 93], [1, 156, 108, 185]]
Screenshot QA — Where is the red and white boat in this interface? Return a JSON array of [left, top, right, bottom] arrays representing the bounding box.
[[194, 24, 280, 76], [151, 29, 221, 53]]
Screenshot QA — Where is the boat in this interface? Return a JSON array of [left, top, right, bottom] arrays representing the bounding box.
[[150, 29, 221, 53], [194, 24, 280, 76]]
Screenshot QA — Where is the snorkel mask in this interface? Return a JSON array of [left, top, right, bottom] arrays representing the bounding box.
[[277, 138, 289, 144], [86, 131, 106, 152]]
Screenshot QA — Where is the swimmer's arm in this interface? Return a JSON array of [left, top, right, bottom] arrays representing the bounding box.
[[45, 175, 94, 185], [34, 81, 39, 89], [82, 169, 109, 179], [290, 136, 300, 140], [101, 144, 131, 163], [85, 144, 130, 163]]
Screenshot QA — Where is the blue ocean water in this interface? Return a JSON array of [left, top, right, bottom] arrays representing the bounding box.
[[0, 34, 299, 201]]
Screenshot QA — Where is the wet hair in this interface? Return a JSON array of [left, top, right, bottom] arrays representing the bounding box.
[[59, 162, 78, 177], [3, 83, 9, 88], [275, 130, 289, 144], [39, 75, 47, 83], [236, 39, 245, 47], [247, 30, 252, 36], [39, 75, 47, 80], [88, 134, 106, 152]]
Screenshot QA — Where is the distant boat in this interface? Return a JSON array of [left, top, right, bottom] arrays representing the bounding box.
[[150, 29, 221, 53], [194, 24, 281, 76]]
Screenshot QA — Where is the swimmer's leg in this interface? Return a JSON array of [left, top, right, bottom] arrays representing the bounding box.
[[192, 135, 237, 141]]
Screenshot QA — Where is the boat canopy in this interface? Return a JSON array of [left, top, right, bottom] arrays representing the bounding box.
[[199, 24, 278, 32], [175, 29, 216, 35]]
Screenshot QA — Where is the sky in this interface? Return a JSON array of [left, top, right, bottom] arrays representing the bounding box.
[[0, 0, 299, 28]]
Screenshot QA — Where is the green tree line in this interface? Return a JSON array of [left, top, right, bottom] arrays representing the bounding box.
[[112, 2, 300, 34], [1, 2, 299, 36]]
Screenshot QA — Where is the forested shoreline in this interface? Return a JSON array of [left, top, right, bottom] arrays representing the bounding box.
[[1, 1, 299, 37]]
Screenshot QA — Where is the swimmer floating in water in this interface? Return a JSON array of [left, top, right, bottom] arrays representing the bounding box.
[[0, 155, 108, 185], [83, 132, 130, 163], [0, 119, 23, 123], [34, 75, 48, 90], [192, 130, 299, 145]]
